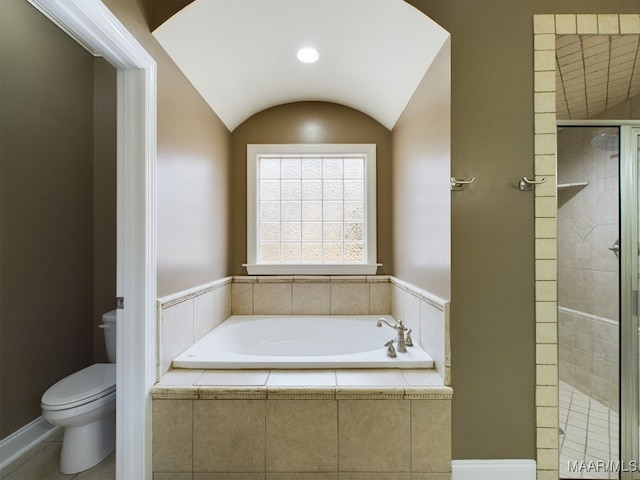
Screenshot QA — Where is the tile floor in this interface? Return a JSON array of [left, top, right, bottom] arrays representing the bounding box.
[[0, 430, 114, 480], [559, 381, 620, 479]]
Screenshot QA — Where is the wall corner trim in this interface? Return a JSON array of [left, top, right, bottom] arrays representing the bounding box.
[[452, 459, 537, 480]]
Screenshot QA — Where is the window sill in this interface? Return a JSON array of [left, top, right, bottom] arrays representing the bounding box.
[[244, 264, 380, 275]]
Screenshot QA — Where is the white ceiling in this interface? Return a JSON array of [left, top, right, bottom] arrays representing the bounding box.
[[556, 34, 640, 119], [153, 0, 449, 131]]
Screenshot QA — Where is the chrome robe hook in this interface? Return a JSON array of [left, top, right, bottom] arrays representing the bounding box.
[[450, 177, 476, 191], [519, 176, 546, 191]]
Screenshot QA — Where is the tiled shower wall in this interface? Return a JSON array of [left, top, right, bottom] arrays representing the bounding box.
[[157, 275, 450, 383], [557, 126, 619, 411], [558, 307, 619, 410]]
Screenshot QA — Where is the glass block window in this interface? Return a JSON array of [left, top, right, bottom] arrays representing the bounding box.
[[246, 144, 377, 275]]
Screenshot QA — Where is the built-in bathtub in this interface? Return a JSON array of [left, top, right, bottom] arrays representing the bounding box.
[[172, 314, 434, 369], [155, 278, 452, 478]]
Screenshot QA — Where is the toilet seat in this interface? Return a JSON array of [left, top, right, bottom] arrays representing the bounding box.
[[41, 364, 116, 411]]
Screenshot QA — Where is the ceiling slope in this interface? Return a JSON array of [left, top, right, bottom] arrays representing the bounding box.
[[153, 0, 449, 131]]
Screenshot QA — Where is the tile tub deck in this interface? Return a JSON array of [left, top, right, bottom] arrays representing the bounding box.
[[152, 368, 453, 479]]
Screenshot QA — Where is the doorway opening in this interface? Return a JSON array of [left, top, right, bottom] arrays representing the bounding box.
[[25, 1, 158, 479]]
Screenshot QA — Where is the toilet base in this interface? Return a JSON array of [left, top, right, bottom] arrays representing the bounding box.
[[59, 411, 115, 474]]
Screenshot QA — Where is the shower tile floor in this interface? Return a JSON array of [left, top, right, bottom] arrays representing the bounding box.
[[0, 430, 114, 480], [559, 380, 619, 479]]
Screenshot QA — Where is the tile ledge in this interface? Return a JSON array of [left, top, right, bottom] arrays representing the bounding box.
[[152, 373, 452, 400]]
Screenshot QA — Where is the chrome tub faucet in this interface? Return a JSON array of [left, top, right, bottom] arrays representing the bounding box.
[[376, 317, 412, 353]]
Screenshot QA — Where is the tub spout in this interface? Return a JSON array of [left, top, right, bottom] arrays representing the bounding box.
[[376, 317, 408, 353], [376, 318, 396, 329]]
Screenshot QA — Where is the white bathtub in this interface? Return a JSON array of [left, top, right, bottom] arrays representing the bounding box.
[[173, 315, 434, 369]]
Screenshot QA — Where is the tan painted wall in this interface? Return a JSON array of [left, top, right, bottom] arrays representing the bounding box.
[[0, 0, 232, 438], [145, 0, 640, 462], [92, 58, 118, 363], [0, 0, 96, 438], [391, 38, 451, 302], [230, 102, 393, 276], [409, 0, 640, 462], [104, 0, 232, 297]]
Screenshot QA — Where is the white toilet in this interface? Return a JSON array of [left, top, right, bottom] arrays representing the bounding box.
[[41, 310, 117, 474]]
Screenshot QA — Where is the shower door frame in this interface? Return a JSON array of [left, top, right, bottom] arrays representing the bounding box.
[[557, 121, 640, 479]]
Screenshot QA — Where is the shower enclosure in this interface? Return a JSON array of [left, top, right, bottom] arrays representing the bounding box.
[[557, 125, 640, 479]]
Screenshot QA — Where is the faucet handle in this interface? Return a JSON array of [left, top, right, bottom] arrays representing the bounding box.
[[384, 339, 397, 358], [405, 329, 413, 347]]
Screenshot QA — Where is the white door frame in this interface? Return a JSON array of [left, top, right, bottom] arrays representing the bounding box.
[[26, 1, 157, 479]]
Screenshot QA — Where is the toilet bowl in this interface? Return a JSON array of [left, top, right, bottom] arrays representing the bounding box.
[[41, 310, 117, 474]]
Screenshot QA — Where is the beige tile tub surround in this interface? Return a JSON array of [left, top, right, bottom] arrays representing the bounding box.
[[151, 370, 452, 478], [390, 277, 451, 386], [230, 275, 391, 316], [533, 13, 640, 480], [157, 277, 232, 376], [158, 275, 450, 385], [153, 270, 450, 480]]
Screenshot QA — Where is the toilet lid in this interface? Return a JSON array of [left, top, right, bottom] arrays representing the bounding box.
[[41, 364, 116, 410]]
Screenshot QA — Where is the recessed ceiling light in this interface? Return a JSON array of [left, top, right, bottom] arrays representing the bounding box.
[[297, 47, 319, 64]]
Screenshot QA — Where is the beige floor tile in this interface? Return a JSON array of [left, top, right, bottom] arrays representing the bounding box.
[[193, 400, 265, 472], [2, 442, 73, 480], [0, 440, 51, 478], [266, 400, 337, 472], [75, 452, 115, 479], [1, 439, 115, 480]]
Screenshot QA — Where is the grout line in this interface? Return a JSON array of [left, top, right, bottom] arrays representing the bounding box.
[[559, 381, 619, 479]]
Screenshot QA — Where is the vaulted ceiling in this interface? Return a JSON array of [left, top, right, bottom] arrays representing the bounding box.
[[556, 34, 640, 119], [151, 0, 449, 131]]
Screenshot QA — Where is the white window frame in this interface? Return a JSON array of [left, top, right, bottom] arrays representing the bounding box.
[[246, 143, 377, 275]]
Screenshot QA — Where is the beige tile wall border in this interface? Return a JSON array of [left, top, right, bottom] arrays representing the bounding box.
[[533, 13, 640, 480], [151, 384, 454, 401]]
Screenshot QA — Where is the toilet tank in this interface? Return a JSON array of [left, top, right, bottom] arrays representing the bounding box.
[[101, 310, 117, 363]]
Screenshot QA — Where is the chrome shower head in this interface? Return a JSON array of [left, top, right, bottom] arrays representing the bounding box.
[[590, 132, 619, 152]]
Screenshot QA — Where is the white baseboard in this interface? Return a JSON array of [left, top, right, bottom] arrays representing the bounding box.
[[0, 417, 59, 470], [452, 459, 537, 480]]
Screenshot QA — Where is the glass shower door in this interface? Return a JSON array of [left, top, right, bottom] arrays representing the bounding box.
[[558, 126, 621, 479]]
